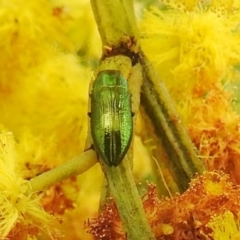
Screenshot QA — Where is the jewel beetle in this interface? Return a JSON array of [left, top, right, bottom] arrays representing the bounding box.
[[90, 70, 133, 167]]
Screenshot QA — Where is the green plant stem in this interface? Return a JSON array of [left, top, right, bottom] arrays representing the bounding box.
[[102, 158, 155, 240], [90, 0, 155, 239], [30, 149, 97, 191], [140, 51, 205, 193], [91, 55, 155, 239], [90, 0, 138, 48]]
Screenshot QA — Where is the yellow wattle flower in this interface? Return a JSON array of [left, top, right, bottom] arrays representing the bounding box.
[[0, 0, 101, 238], [0, 132, 56, 238], [49, 0, 101, 57], [0, 0, 94, 170], [140, 3, 240, 101], [207, 211, 240, 240]]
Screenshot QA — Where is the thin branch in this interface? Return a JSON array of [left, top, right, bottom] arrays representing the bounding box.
[[140, 51, 205, 193], [30, 149, 97, 191], [90, 0, 155, 239]]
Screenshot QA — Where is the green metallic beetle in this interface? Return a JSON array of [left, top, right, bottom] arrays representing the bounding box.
[[90, 70, 133, 167]]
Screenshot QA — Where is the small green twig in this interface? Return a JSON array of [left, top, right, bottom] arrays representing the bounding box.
[[30, 149, 97, 191]]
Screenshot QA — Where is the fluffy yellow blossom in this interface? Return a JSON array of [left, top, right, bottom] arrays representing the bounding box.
[[49, 0, 101, 58], [187, 85, 240, 184], [141, 2, 240, 101], [0, 0, 102, 238], [0, 0, 95, 170], [207, 211, 240, 240], [0, 132, 57, 238], [159, 0, 240, 11]]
